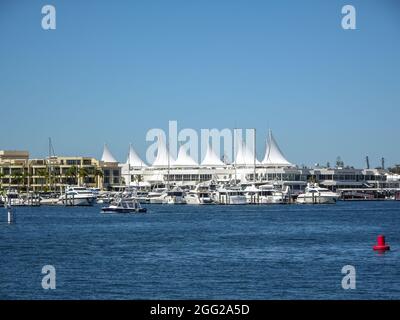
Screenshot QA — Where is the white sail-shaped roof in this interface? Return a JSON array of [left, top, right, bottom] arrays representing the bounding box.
[[101, 144, 118, 163], [151, 135, 175, 167], [126, 143, 147, 168], [262, 130, 292, 167], [201, 142, 225, 167], [173, 145, 198, 167], [234, 140, 260, 166]]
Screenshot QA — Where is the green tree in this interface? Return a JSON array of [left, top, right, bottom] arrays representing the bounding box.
[[78, 167, 89, 186], [94, 169, 103, 189], [12, 170, 24, 191], [65, 166, 78, 185], [36, 169, 49, 191], [134, 174, 143, 183], [0, 171, 5, 191]]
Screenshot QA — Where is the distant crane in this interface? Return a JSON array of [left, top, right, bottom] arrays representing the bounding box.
[[381, 157, 385, 170], [365, 156, 370, 169]]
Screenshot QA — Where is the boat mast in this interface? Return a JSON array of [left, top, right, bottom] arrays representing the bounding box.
[[253, 128, 256, 184], [234, 128, 237, 184], [48, 137, 52, 192], [167, 138, 170, 190], [128, 143, 131, 187]]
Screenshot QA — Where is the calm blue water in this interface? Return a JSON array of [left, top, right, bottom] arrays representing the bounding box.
[[1, 202, 400, 300]]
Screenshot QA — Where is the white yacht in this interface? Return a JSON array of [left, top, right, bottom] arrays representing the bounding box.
[[296, 183, 339, 204], [59, 186, 97, 206], [215, 186, 247, 205], [101, 198, 147, 213], [148, 188, 168, 204], [163, 187, 186, 204], [185, 185, 213, 205], [259, 184, 289, 204], [244, 184, 288, 204], [96, 192, 113, 204], [40, 193, 61, 205], [2, 189, 25, 206]]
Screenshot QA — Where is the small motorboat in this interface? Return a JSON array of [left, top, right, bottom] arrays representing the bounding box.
[[101, 198, 147, 213]]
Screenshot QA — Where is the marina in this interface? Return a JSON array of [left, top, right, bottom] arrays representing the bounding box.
[[1, 130, 399, 207]]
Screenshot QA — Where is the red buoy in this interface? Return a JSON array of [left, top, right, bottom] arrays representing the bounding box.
[[373, 235, 390, 251]]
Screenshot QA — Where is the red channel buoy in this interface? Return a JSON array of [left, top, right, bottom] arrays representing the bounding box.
[[373, 235, 390, 252]]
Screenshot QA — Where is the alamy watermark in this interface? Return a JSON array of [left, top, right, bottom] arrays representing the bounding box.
[[41, 265, 56, 290], [40, 4, 356, 32], [41, 5, 56, 30], [341, 265, 356, 290], [342, 5, 356, 30], [145, 121, 257, 164]]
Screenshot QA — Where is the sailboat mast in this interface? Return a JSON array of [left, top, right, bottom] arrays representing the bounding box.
[[234, 128, 237, 184], [254, 128, 256, 183], [128, 143, 131, 187], [48, 137, 52, 192], [167, 139, 170, 190]]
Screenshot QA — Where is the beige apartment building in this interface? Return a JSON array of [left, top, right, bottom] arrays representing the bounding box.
[[0, 150, 121, 192]]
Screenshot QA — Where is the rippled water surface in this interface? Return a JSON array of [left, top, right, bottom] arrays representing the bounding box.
[[1, 201, 399, 299]]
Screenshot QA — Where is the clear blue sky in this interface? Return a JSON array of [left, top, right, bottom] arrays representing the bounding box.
[[0, 0, 399, 168]]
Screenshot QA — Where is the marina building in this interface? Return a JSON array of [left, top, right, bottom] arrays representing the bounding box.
[[1, 130, 399, 193], [118, 131, 399, 193], [0, 150, 121, 192]]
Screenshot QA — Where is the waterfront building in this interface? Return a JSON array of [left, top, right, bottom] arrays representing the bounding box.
[[120, 130, 399, 192], [2, 131, 398, 193], [0, 150, 121, 192]]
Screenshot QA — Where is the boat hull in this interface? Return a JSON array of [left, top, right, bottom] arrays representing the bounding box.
[[102, 207, 147, 213], [296, 195, 337, 204], [61, 197, 96, 206]]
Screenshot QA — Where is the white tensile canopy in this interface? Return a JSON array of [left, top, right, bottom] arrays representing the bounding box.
[[261, 130, 292, 167], [101, 144, 118, 163], [200, 142, 225, 167], [173, 145, 198, 167], [126, 143, 147, 168], [151, 135, 175, 167], [234, 139, 260, 166]]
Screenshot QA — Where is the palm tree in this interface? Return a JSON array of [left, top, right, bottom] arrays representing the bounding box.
[[36, 169, 49, 191], [0, 171, 4, 191], [134, 174, 143, 185], [65, 166, 78, 185], [94, 169, 103, 189], [12, 170, 24, 191], [78, 168, 89, 186]]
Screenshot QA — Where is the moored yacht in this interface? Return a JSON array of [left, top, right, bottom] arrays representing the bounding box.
[[185, 184, 214, 205], [163, 187, 186, 204], [59, 186, 97, 206], [1, 189, 25, 206], [258, 184, 289, 204], [244, 184, 289, 204], [148, 188, 168, 204], [296, 183, 339, 204], [215, 186, 247, 205]]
